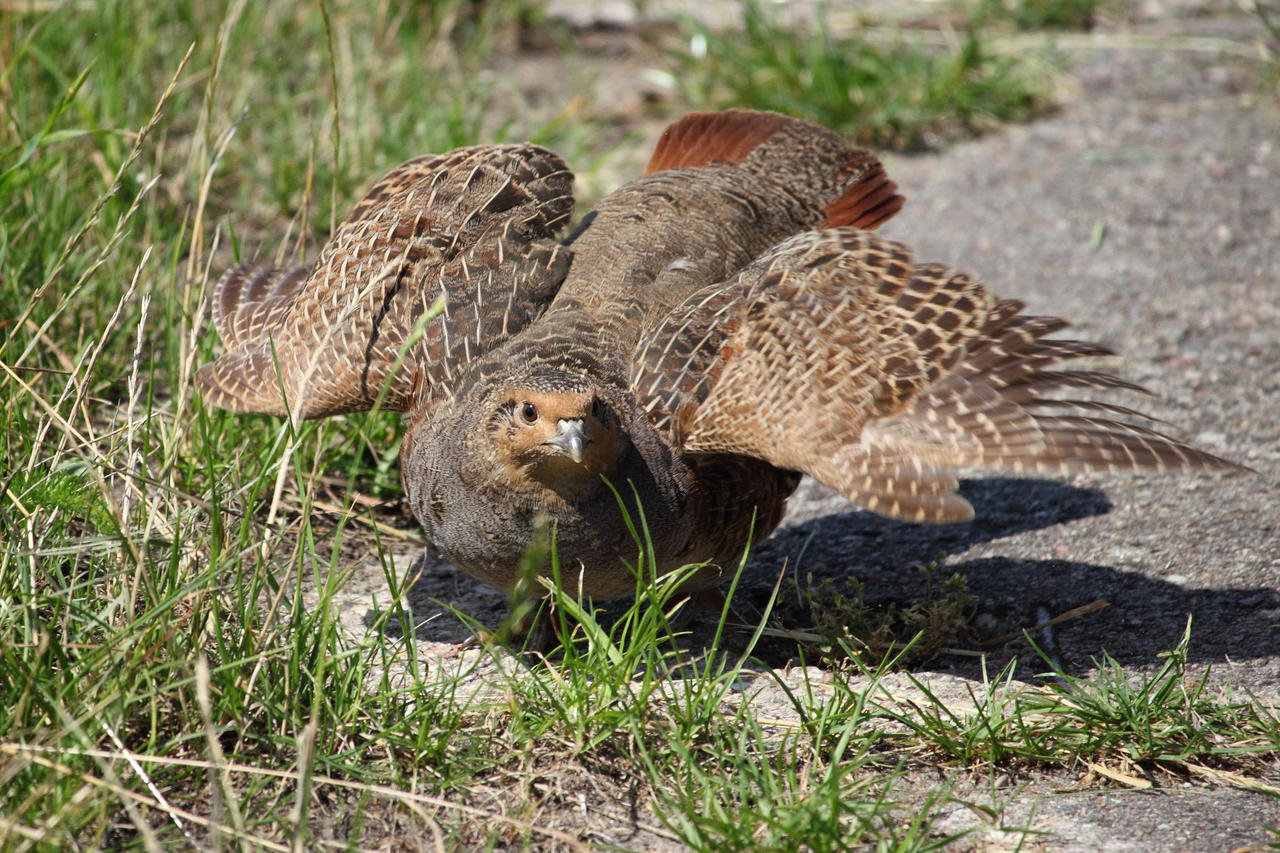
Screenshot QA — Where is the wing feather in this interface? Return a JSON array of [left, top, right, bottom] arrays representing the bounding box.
[[633, 228, 1242, 523], [199, 144, 575, 418]]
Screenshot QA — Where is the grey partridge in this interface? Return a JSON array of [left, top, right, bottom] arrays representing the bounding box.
[[200, 110, 1238, 601]]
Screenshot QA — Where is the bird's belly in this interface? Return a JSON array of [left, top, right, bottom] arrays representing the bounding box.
[[434, 472, 795, 601], [430, 510, 680, 600]]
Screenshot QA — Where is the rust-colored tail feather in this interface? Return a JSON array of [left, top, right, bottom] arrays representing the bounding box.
[[646, 109, 904, 231], [820, 161, 903, 230], [644, 110, 794, 173]]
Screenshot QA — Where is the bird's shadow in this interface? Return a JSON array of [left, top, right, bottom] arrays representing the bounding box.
[[381, 477, 1279, 676], [751, 476, 1115, 582]]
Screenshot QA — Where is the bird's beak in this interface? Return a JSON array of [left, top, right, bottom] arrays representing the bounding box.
[[545, 418, 587, 464]]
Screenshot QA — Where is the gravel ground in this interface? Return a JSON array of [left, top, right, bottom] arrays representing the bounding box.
[[306, 7, 1280, 849]]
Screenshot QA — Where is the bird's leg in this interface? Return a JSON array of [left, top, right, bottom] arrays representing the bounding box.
[[488, 594, 567, 659], [520, 603, 560, 657], [667, 586, 750, 633]]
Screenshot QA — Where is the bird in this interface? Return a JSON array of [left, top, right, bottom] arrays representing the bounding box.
[[199, 109, 1240, 604]]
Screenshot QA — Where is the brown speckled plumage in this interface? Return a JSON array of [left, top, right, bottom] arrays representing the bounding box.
[[200, 145, 574, 418], [199, 110, 1239, 600]]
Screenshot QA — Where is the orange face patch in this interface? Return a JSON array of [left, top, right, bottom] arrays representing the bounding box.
[[494, 389, 623, 497]]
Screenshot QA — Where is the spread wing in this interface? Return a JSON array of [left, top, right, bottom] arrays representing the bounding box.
[[632, 228, 1241, 523], [198, 144, 575, 419]]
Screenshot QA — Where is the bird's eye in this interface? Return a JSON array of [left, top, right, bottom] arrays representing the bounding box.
[[519, 401, 539, 424]]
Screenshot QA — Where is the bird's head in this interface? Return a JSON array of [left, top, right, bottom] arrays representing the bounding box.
[[486, 371, 623, 497]]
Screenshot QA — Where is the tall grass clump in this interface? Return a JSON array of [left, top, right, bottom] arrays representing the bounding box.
[[0, 1, 571, 846]]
